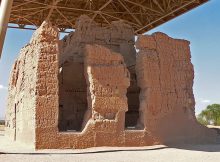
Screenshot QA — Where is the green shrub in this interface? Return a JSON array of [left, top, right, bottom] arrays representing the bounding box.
[[197, 104, 220, 126]]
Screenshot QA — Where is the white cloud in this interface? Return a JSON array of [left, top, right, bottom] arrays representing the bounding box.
[[0, 85, 7, 90], [195, 98, 212, 115], [196, 98, 211, 103], [201, 99, 211, 103]]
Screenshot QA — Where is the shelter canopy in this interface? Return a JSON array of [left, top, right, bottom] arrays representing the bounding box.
[[2, 0, 207, 34]]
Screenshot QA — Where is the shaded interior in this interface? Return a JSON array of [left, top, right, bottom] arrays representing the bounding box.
[[125, 65, 141, 129], [58, 62, 88, 132]]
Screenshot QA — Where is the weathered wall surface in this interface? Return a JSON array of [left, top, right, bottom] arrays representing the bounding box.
[[33, 21, 60, 149], [84, 44, 130, 147], [5, 29, 40, 146], [58, 15, 136, 131], [35, 41, 141, 149], [136, 33, 217, 144], [6, 18, 218, 149], [35, 41, 156, 149], [59, 15, 136, 66]]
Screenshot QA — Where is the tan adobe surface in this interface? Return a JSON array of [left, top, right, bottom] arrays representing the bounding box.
[[5, 16, 218, 149]]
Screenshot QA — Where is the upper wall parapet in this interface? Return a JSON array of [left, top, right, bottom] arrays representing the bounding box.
[[59, 15, 136, 66]]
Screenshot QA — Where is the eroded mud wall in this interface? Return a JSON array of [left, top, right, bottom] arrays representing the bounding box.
[[36, 43, 132, 149], [34, 22, 60, 148], [59, 15, 136, 66], [4, 27, 43, 146], [84, 44, 130, 147], [6, 18, 218, 149], [58, 15, 136, 131], [6, 21, 60, 146], [136, 33, 217, 143]]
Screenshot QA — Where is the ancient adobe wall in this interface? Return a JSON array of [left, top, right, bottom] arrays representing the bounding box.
[[59, 15, 136, 66], [34, 21, 60, 148], [136, 33, 217, 144], [5, 21, 61, 146], [35, 38, 133, 148], [5, 20, 134, 149], [32, 21, 155, 148], [83, 44, 130, 147], [5, 30, 40, 146], [58, 15, 137, 131], [6, 19, 217, 149]]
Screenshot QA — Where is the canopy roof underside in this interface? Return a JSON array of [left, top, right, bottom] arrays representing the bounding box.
[[2, 0, 208, 34]]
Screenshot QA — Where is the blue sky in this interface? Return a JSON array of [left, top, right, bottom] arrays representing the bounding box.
[[0, 0, 220, 119]]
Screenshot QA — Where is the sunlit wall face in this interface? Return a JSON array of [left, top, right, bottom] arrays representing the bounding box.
[[1, 0, 220, 120]]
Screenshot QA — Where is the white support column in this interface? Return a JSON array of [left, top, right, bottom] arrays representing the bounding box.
[[0, 0, 13, 59]]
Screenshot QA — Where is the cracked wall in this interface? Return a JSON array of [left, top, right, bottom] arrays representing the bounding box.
[[59, 15, 136, 66], [58, 15, 137, 132], [4, 25, 49, 145], [5, 21, 60, 147], [136, 33, 217, 143], [5, 16, 218, 149]]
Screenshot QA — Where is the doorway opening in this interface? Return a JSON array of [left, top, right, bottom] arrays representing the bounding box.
[[58, 62, 88, 132], [125, 65, 142, 130]]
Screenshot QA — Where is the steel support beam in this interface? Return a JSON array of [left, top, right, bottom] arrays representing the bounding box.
[[0, 0, 13, 59]]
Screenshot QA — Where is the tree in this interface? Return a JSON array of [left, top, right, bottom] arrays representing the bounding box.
[[197, 104, 220, 126]]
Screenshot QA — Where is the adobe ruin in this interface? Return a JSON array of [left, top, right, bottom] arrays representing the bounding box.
[[5, 16, 218, 149]]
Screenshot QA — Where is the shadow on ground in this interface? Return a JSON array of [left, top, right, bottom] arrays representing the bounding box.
[[1, 144, 220, 155], [167, 144, 220, 152], [0, 147, 168, 155]]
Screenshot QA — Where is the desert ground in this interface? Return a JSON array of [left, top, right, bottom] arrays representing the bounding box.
[[0, 125, 220, 162]]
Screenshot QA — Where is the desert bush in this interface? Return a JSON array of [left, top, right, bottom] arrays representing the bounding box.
[[197, 104, 220, 126]]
